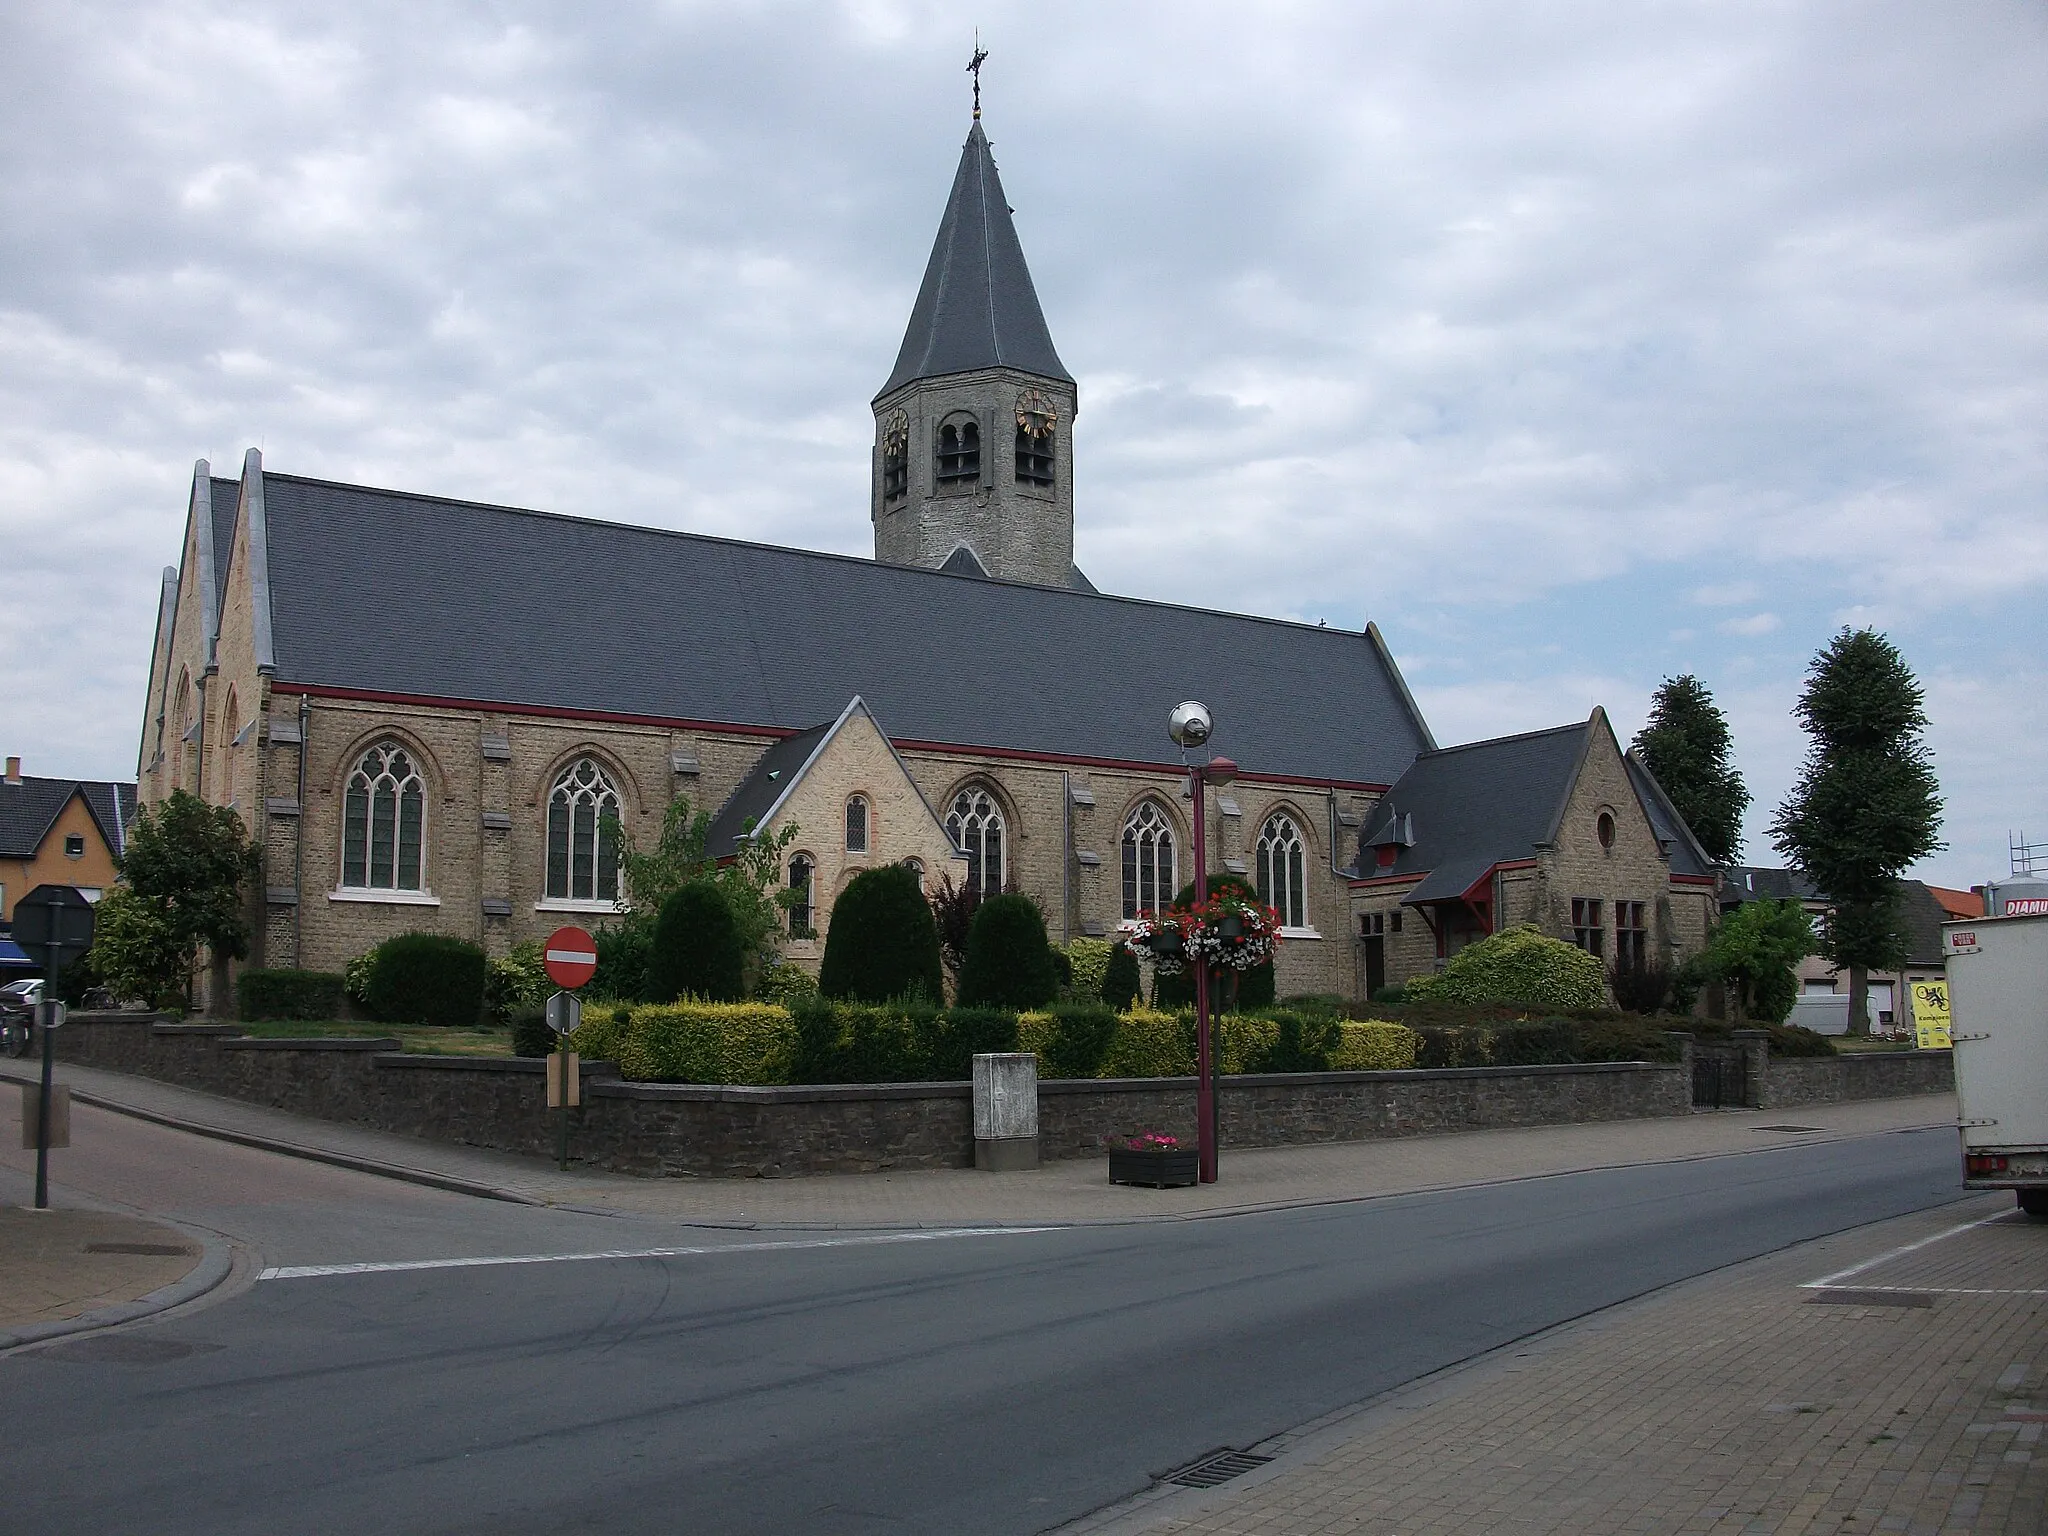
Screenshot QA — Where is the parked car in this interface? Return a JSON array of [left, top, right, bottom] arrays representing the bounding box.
[[0, 977, 42, 1057]]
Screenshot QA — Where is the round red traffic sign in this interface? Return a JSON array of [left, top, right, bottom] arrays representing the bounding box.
[[542, 926, 599, 990]]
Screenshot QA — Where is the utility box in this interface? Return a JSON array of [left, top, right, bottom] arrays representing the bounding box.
[[21, 1083, 70, 1149], [1944, 911, 2048, 1215], [972, 1053, 1039, 1172]]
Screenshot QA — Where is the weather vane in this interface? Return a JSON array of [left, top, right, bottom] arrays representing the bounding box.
[[968, 34, 988, 121]]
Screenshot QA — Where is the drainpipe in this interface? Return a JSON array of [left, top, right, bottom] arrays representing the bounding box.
[[1061, 770, 1073, 943], [294, 696, 309, 969]]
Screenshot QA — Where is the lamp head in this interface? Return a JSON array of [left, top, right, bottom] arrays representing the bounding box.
[[1167, 700, 1213, 750]]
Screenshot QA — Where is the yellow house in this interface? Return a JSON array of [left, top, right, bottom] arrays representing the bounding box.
[[0, 757, 135, 925]]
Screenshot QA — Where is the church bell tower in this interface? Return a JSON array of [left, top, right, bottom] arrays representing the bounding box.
[[872, 110, 1084, 590]]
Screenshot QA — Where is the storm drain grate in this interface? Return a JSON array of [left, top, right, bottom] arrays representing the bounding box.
[[1808, 1289, 1935, 1308], [1753, 1125, 1824, 1134], [84, 1242, 194, 1257], [1165, 1450, 1274, 1489]]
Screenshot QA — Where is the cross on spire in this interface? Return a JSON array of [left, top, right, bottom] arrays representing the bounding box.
[[968, 36, 988, 121]]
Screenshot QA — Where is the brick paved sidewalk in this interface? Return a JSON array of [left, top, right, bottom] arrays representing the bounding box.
[[0, 1206, 206, 1334], [1070, 1196, 2048, 1536], [1, 1059, 1956, 1227]]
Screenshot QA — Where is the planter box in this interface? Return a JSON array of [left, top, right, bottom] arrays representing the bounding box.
[[1109, 1145, 1199, 1188]]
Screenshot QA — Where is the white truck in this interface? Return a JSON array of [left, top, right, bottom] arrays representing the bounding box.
[[1943, 910, 2048, 1216]]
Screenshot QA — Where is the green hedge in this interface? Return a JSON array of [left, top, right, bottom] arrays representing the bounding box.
[[236, 968, 347, 1022], [819, 864, 943, 1003], [1407, 925, 1608, 1011], [363, 933, 487, 1027], [485, 942, 551, 1025]]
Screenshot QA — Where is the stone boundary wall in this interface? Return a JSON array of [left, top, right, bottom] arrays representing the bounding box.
[[49, 1014, 1951, 1179]]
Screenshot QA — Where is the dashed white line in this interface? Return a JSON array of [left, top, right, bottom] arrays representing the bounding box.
[[258, 1225, 1058, 1281]]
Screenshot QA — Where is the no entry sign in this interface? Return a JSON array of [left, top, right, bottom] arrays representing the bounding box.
[[543, 926, 598, 990]]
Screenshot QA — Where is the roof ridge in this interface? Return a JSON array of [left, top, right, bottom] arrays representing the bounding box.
[[1419, 719, 1590, 759], [261, 471, 1386, 640]]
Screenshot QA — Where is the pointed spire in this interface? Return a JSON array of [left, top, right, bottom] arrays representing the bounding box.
[[876, 120, 1072, 399]]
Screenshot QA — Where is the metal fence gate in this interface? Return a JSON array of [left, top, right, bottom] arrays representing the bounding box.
[[1691, 1043, 1749, 1109]]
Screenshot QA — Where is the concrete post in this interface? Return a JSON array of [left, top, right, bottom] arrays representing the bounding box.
[[1665, 1031, 1695, 1112], [1732, 1029, 1772, 1109], [973, 1052, 1039, 1171]]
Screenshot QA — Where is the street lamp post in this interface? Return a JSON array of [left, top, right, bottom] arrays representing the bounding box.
[[1168, 703, 1236, 1185]]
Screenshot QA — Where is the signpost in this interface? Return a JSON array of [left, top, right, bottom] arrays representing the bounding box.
[[542, 926, 595, 1170], [11, 885, 95, 1209]]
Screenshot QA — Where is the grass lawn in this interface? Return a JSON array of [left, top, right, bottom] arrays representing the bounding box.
[[1830, 1034, 1920, 1053], [231, 1019, 517, 1057]]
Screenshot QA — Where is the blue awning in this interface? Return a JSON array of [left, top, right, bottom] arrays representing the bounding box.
[[0, 938, 38, 969]]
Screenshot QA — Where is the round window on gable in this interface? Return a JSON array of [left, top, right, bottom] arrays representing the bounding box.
[[1597, 811, 1616, 850]]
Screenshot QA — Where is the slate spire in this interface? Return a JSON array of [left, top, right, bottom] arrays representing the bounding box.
[[876, 121, 1072, 399]]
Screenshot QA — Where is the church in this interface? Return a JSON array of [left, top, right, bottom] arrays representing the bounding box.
[[135, 107, 1718, 1011]]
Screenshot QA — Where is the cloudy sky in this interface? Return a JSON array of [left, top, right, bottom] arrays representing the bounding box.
[[4, 1, 2043, 889]]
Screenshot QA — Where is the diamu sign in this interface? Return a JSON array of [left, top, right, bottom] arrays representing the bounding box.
[[543, 927, 598, 990]]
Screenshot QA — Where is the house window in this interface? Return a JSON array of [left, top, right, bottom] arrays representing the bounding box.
[[1256, 813, 1308, 929], [545, 758, 620, 902], [343, 742, 426, 891], [64, 834, 86, 859], [1597, 811, 1616, 850], [1120, 800, 1177, 920], [1571, 898, 1604, 957], [1615, 900, 1647, 967], [881, 411, 909, 503], [845, 795, 870, 854], [1015, 390, 1057, 488], [946, 786, 1005, 897], [936, 419, 980, 487], [788, 854, 815, 938]]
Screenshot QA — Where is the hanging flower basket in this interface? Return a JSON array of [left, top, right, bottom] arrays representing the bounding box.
[[1124, 894, 1282, 976], [1123, 912, 1189, 975]]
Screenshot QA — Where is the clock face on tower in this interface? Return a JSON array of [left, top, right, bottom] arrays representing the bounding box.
[[1015, 389, 1057, 436]]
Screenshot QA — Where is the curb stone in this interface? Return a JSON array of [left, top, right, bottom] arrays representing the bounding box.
[[0, 1218, 236, 1355]]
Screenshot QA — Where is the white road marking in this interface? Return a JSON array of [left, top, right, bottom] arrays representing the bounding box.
[[1801, 1213, 2012, 1291], [258, 1225, 1059, 1281]]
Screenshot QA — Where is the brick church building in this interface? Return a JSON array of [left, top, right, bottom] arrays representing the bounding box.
[[136, 111, 1718, 1012]]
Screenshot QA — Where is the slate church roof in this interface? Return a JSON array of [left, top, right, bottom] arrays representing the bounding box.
[[1351, 715, 1713, 902], [877, 121, 1072, 397], [250, 470, 1434, 788]]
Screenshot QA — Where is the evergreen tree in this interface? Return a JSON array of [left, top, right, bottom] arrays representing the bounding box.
[[646, 881, 746, 1003], [1631, 675, 1750, 865], [1770, 629, 1943, 1034], [819, 865, 944, 1004], [956, 894, 1061, 1010]]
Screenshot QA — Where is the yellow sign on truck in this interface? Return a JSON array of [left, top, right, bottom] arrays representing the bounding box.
[[1909, 980, 1952, 1049]]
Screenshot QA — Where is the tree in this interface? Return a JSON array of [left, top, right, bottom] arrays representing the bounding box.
[[1631, 675, 1750, 865], [1691, 898, 1813, 1025], [1770, 629, 1943, 1034], [607, 796, 798, 997], [955, 894, 1061, 1010], [819, 865, 944, 1004], [645, 882, 746, 1003], [92, 790, 258, 1008]]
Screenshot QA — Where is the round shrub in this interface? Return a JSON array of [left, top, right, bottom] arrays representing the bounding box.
[[364, 932, 487, 1027], [646, 881, 745, 1003], [1100, 944, 1141, 1012], [956, 894, 1060, 1009], [819, 865, 944, 1004], [754, 960, 820, 1005], [1406, 924, 1606, 1012]]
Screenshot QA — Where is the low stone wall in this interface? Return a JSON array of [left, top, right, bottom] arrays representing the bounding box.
[[1761, 1049, 1954, 1109], [46, 1013, 1947, 1179]]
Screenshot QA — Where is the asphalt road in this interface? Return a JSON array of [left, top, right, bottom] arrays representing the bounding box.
[[0, 1114, 1965, 1535]]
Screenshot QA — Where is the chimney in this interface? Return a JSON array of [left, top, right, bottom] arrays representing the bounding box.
[[3, 756, 19, 785]]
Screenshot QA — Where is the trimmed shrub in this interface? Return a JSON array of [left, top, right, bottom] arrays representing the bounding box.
[[1692, 1018, 1836, 1057], [510, 1006, 554, 1058], [1100, 945, 1141, 1012], [841, 1002, 927, 1082], [1041, 1002, 1118, 1079], [754, 961, 819, 1005], [1063, 938, 1112, 1004], [237, 968, 346, 1022], [924, 1006, 1022, 1079], [820, 864, 944, 1004], [646, 882, 745, 1003], [1406, 925, 1606, 1012], [591, 918, 653, 1002], [1486, 1020, 1578, 1066], [1569, 1019, 1683, 1063], [789, 994, 842, 1083], [1101, 1007, 1194, 1078], [1412, 1025, 1494, 1069], [567, 1002, 630, 1064], [1244, 1010, 1341, 1073], [1331, 1021, 1418, 1071], [615, 1001, 796, 1085], [956, 894, 1060, 1010], [364, 933, 487, 1027], [485, 941, 551, 1025]]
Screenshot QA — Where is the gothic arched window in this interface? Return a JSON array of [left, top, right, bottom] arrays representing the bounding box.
[[936, 418, 981, 487], [1256, 812, 1308, 930], [845, 794, 870, 854], [546, 757, 621, 903], [1015, 390, 1056, 488], [1121, 801, 1177, 920], [881, 411, 909, 503], [343, 742, 425, 891], [788, 853, 815, 937], [946, 786, 1006, 897]]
